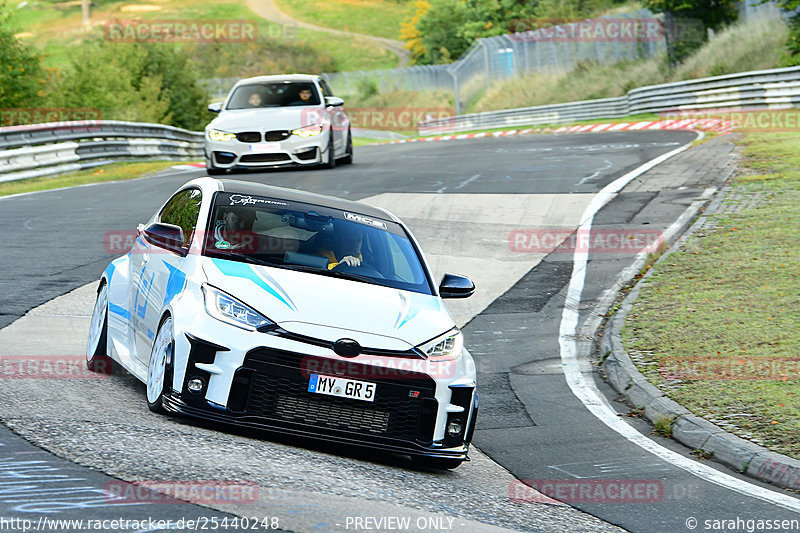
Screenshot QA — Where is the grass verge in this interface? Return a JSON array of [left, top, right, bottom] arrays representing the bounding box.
[[274, 0, 413, 41], [10, 0, 397, 74], [622, 132, 800, 460], [0, 161, 178, 198]]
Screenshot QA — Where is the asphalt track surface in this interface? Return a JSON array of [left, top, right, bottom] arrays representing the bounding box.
[[1, 132, 798, 532]]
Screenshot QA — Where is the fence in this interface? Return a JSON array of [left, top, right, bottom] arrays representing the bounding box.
[[321, 9, 663, 114], [0, 121, 203, 184], [418, 65, 800, 134]]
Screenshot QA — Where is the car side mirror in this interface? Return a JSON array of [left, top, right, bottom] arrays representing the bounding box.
[[208, 102, 222, 113], [325, 96, 344, 107], [439, 273, 474, 299], [143, 223, 186, 255]]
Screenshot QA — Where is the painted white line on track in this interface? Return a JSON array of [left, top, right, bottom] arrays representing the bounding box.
[[558, 132, 800, 513]]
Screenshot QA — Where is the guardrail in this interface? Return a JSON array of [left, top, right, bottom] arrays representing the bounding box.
[[0, 120, 204, 184], [419, 65, 800, 135]]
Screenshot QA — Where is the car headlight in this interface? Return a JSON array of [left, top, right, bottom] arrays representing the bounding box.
[[202, 284, 275, 331], [418, 329, 463, 362], [207, 129, 237, 142], [292, 124, 324, 137]]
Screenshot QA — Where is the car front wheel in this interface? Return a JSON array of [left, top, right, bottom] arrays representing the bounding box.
[[339, 130, 353, 165], [147, 316, 175, 413], [86, 281, 112, 373], [320, 134, 336, 169], [206, 156, 226, 176]]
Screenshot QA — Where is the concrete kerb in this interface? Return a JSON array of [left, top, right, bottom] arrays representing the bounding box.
[[598, 184, 800, 490]]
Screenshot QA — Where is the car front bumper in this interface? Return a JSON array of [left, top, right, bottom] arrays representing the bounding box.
[[204, 131, 329, 169], [168, 301, 478, 459]]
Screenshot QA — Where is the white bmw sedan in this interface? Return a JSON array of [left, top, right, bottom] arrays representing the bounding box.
[[204, 74, 352, 173], [87, 178, 478, 469]]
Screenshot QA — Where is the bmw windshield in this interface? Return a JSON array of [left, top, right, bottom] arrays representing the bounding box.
[[225, 82, 321, 109], [203, 192, 434, 295]]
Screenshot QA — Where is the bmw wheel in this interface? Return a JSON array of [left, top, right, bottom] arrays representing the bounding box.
[[86, 282, 112, 374], [147, 316, 175, 413], [321, 133, 336, 169], [339, 129, 353, 165], [206, 156, 225, 176]]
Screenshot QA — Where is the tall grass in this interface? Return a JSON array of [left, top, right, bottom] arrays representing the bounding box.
[[471, 58, 666, 112], [468, 13, 788, 113], [672, 14, 789, 80]]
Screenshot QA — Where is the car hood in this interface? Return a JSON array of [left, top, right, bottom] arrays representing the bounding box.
[[207, 106, 326, 132], [202, 258, 454, 350]]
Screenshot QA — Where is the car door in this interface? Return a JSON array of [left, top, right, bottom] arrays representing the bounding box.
[[132, 187, 203, 364]]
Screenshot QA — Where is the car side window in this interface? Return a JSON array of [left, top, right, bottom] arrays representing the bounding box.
[[160, 188, 202, 248]]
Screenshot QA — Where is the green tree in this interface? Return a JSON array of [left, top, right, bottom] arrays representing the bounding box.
[[774, 0, 800, 65], [407, 0, 538, 64], [0, 3, 46, 110], [142, 44, 208, 130], [52, 39, 208, 130], [52, 39, 171, 124]]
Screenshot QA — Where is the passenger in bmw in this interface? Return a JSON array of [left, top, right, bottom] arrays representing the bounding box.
[[247, 92, 263, 107], [317, 224, 363, 269]]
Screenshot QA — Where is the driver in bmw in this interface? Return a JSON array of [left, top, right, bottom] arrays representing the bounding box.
[[318, 225, 363, 269]]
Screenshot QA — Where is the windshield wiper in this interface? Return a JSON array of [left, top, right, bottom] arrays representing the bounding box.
[[208, 251, 279, 268], [280, 264, 381, 286]]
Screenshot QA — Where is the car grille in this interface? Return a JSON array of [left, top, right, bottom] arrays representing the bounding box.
[[235, 348, 438, 444], [239, 153, 291, 163], [264, 130, 291, 141], [236, 132, 261, 143]]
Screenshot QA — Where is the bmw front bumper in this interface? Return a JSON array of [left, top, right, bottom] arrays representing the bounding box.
[[205, 131, 329, 169]]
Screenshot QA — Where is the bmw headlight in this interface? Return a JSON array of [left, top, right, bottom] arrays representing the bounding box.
[[418, 329, 463, 362], [207, 129, 237, 142], [291, 124, 324, 137], [202, 284, 274, 331]]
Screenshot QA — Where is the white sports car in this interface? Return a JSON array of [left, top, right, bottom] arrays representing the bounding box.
[[87, 178, 478, 469], [204, 74, 352, 173]]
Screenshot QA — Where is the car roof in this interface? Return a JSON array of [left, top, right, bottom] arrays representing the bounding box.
[[234, 74, 320, 85], [216, 179, 397, 221]]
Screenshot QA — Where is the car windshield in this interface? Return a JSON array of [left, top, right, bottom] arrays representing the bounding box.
[[203, 192, 433, 295], [226, 82, 321, 109]]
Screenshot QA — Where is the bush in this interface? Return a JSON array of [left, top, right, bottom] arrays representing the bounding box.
[[51, 39, 208, 130], [0, 4, 46, 109]]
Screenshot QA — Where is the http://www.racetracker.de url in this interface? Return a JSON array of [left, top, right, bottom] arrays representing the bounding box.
[[0, 515, 281, 531]]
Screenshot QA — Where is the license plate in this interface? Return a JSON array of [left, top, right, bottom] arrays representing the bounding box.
[[249, 142, 280, 152], [308, 374, 376, 402]]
